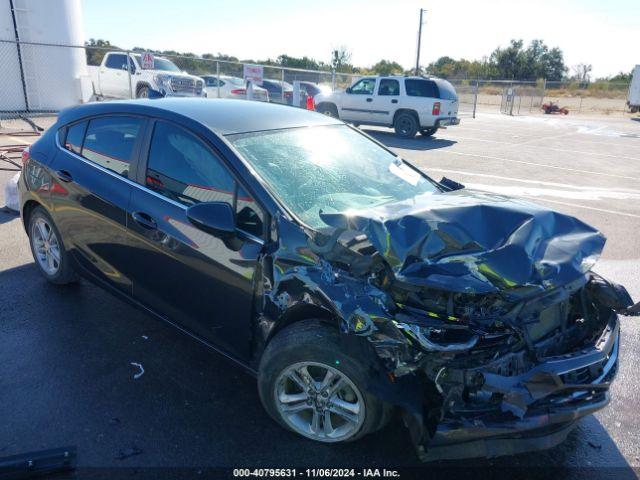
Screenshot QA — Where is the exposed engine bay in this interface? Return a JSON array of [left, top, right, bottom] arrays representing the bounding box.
[[255, 188, 637, 460]]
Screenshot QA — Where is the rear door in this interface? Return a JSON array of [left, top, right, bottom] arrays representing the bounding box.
[[49, 115, 147, 294], [125, 119, 266, 359], [100, 53, 130, 98], [341, 77, 377, 122], [371, 78, 400, 124]]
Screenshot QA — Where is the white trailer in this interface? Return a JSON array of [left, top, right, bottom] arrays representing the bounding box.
[[628, 65, 640, 113]]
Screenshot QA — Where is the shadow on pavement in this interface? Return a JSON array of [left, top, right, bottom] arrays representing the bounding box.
[[0, 263, 635, 477], [363, 128, 457, 151]]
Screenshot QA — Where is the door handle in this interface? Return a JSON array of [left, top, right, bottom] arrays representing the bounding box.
[[56, 170, 73, 183], [391, 99, 398, 104], [132, 211, 157, 230], [366, 98, 373, 102]]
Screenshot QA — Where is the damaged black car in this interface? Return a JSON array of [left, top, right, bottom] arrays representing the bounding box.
[[19, 98, 638, 461]]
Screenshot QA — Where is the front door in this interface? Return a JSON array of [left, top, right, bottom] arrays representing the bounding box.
[[101, 53, 131, 98], [341, 77, 377, 122], [125, 120, 266, 360]]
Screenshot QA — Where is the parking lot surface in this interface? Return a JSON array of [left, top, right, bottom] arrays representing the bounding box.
[[1, 112, 639, 478]]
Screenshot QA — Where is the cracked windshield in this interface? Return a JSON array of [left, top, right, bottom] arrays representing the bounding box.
[[229, 124, 439, 229]]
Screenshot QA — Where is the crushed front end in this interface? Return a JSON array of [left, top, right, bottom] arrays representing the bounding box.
[[259, 190, 637, 461], [387, 274, 623, 461]]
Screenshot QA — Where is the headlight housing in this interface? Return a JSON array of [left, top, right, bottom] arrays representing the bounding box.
[[153, 74, 172, 92], [396, 321, 479, 352]]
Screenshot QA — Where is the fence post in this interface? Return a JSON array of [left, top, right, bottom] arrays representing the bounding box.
[[540, 78, 547, 108], [216, 61, 220, 98], [472, 80, 478, 118], [281, 68, 285, 103], [126, 50, 133, 99]]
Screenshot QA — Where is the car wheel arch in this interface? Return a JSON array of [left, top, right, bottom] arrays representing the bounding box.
[[267, 303, 338, 343], [22, 199, 42, 232], [136, 82, 152, 97], [316, 102, 339, 118], [393, 108, 420, 125]]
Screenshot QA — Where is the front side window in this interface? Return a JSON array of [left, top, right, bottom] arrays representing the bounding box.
[[145, 121, 235, 206], [105, 53, 127, 70], [405, 79, 438, 98], [64, 122, 87, 154], [350, 78, 376, 95], [204, 77, 218, 87], [378, 79, 399, 96], [229, 125, 438, 229], [82, 116, 143, 177]]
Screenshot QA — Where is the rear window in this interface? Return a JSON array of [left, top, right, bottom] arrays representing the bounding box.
[[404, 79, 438, 98], [82, 116, 143, 177], [434, 79, 458, 100]]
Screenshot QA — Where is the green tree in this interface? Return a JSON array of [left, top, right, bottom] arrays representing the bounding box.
[[368, 59, 404, 75]]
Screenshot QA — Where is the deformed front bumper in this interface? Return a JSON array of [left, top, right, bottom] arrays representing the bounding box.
[[416, 312, 620, 461]]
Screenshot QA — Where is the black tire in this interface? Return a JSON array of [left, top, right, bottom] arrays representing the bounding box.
[[394, 112, 419, 138], [258, 319, 388, 443], [136, 85, 150, 99], [419, 127, 437, 137], [317, 103, 338, 118], [28, 206, 78, 285]]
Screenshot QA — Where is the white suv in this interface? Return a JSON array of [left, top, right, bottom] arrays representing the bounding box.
[[314, 76, 460, 138]]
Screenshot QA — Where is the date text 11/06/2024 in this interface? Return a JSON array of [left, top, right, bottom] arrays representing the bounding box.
[[233, 469, 400, 478]]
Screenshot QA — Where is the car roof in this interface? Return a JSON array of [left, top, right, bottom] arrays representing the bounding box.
[[57, 98, 342, 135]]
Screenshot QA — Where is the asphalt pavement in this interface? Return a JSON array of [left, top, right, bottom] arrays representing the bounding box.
[[1, 111, 639, 479]]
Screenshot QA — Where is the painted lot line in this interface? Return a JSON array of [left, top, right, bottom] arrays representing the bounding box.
[[433, 150, 640, 181], [440, 132, 640, 162], [426, 167, 640, 219]]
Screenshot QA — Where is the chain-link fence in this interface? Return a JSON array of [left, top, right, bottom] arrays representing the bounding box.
[[0, 38, 634, 125]]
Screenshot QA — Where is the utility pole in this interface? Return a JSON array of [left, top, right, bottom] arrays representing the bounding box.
[[415, 8, 426, 76]]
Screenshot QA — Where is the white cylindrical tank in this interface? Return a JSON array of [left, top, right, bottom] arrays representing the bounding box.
[[0, 0, 88, 114]]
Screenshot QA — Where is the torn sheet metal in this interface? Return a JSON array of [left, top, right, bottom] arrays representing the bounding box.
[[256, 187, 633, 461], [319, 189, 605, 296]]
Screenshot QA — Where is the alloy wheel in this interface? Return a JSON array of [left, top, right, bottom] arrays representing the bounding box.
[[31, 217, 61, 276], [274, 361, 365, 443]]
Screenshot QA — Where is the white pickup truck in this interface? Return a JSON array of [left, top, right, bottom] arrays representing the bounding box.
[[314, 75, 460, 138], [89, 52, 205, 100]]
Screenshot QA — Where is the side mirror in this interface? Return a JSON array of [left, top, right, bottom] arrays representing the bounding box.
[[345, 87, 352, 94], [186, 202, 236, 238]]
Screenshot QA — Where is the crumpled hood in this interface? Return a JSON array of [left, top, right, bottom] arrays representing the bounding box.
[[320, 189, 606, 295]]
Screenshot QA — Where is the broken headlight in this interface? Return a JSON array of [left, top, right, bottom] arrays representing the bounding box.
[[396, 321, 479, 352]]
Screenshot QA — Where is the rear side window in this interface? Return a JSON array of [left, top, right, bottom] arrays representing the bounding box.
[[145, 121, 235, 206], [105, 53, 127, 70], [378, 79, 399, 96], [64, 122, 87, 154], [434, 79, 458, 100], [82, 116, 143, 177], [405, 79, 438, 98]]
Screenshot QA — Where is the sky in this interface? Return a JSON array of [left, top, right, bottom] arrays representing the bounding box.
[[82, 0, 638, 78]]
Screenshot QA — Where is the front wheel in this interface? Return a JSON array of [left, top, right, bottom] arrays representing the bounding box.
[[419, 127, 437, 137], [258, 320, 387, 443], [317, 103, 338, 118], [394, 112, 419, 138], [28, 207, 78, 284], [136, 85, 150, 98]]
